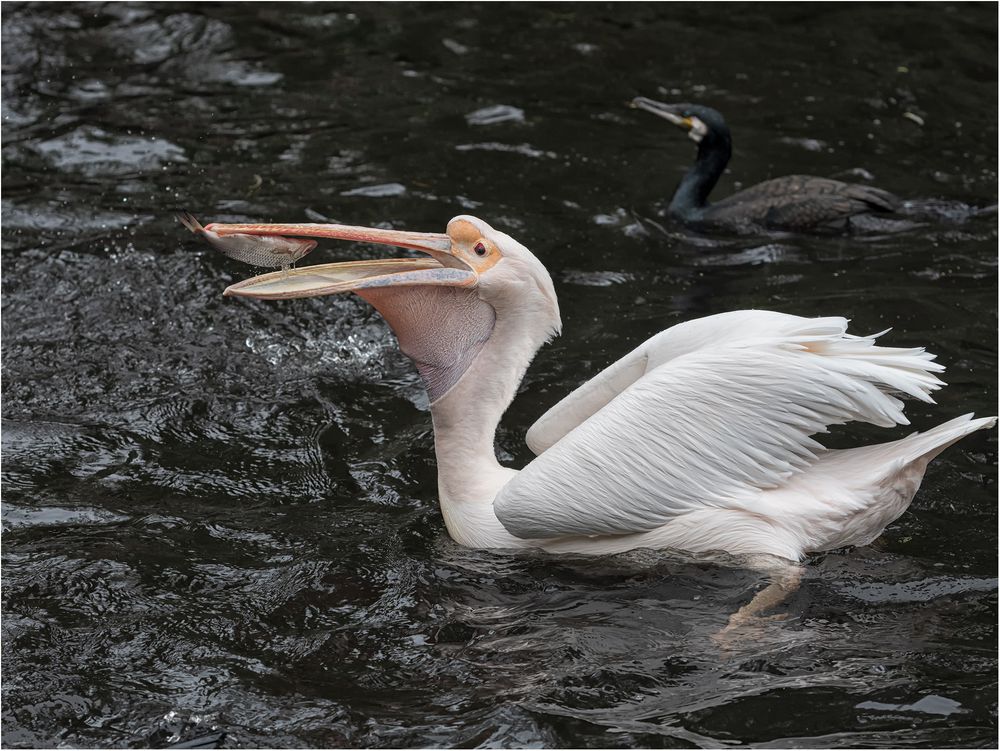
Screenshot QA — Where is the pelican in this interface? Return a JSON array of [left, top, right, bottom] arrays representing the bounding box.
[[209, 215, 994, 562]]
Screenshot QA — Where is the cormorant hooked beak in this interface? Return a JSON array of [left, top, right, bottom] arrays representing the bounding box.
[[631, 97, 708, 143]]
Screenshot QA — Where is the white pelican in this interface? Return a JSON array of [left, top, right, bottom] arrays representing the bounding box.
[[212, 215, 995, 562]]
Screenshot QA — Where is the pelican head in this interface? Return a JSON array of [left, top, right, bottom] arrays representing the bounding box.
[[216, 215, 561, 404]]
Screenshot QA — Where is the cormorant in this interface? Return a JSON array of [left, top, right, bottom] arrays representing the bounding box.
[[632, 97, 901, 232]]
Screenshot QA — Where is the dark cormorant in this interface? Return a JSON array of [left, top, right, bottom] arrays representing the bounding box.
[[632, 97, 901, 232]]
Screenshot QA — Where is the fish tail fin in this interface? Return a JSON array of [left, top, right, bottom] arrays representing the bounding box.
[[176, 211, 205, 234]]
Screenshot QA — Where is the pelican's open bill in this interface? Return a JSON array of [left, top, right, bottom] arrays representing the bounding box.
[[214, 220, 471, 300]]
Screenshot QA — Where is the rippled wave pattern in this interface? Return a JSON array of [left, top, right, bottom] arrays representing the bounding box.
[[2, 3, 997, 748]]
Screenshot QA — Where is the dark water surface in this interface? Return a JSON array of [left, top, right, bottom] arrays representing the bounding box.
[[2, 2, 997, 748]]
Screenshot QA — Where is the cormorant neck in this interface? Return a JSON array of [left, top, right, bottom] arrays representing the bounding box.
[[670, 135, 731, 216]]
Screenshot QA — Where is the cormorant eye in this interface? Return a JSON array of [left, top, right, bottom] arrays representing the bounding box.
[[474, 242, 487, 256]]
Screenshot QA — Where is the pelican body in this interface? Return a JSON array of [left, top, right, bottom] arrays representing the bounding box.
[[632, 97, 901, 232], [209, 216, 994, 560]]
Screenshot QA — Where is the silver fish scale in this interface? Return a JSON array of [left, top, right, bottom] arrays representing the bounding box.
[[178, 213, 317, 269], [205, 231, 316, 268]]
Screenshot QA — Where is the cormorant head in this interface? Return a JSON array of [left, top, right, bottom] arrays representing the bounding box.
[[631, 97, 730, 147]]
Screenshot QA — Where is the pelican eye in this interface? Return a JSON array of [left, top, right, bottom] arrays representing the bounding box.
[[474, 242, 487, 256]]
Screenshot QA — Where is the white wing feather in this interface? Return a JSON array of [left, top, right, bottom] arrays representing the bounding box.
[[526, 310, 880, 454], [496, 312, 945, 539]]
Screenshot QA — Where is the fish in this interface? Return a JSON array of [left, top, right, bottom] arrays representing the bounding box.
[[177, 212, 317, 270]]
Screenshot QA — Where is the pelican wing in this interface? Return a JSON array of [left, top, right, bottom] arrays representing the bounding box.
[[497, 311, 945, 539], [528, 310, 862, 454]]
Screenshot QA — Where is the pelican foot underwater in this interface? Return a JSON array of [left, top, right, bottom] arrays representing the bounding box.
[[208, 214, 995, 572]]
